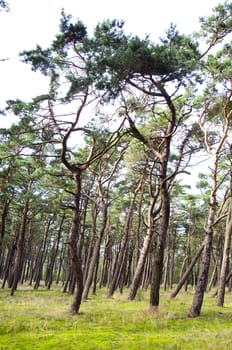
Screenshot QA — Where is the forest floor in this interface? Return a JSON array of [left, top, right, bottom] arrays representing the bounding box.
[[0, 283, 232, 349]]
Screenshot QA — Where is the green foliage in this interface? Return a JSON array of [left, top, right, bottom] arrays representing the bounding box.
[[87, 22, 200, 99], [199, 2, 232, 44], [53, 9, 87, 51]]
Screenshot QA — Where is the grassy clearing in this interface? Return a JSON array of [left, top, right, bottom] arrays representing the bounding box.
[[0, 283, 232, 349]]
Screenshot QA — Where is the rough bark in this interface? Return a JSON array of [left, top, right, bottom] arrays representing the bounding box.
[[69, 170, 84, 314], [150, 184, 170, 309]]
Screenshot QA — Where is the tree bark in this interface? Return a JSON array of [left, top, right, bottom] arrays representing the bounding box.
[[150, 184, 170, 309], [188, 158, 218, 317], [170, 239, 205, 299], [46, 214, 65, 289], [69, 169, 84, 314], [34, 216, 52, 289], [10, 179, 33, 296], [216, 201, 232, 306], [128, 183, 159, 301], [82, 205, 108, 301], [108, 184, 139, 297], [188, 231, 213, 317]]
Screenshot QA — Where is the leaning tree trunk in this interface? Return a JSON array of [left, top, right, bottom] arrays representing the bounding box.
[[188, 230, 213, 317], [188, 157, 218, 318], [170, 239, 205, 299], [128, 196, 157, 300], [216, 200, 232, 306], [188, 91, 231, 317]]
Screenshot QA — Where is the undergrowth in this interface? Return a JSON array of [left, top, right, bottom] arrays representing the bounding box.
[[0, 283, 232, 349]]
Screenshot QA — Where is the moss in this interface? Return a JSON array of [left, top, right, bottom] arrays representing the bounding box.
[[0, 285, 232, 349]]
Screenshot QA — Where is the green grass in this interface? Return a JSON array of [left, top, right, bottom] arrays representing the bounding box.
[[0, 283, 232, 349]]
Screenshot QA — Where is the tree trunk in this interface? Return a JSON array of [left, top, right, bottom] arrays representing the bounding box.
[[0, 199, 9, 240], [83, 203, 98, 285], [46, 214, 65, 289], [188, 231, 213, 317], [150, 184, 170, 309], [108, 187, 138, 297], [69, 169, 84, 314], [128, 196, 157, 300], [82, 205, 108, 301], [10, 179, 33, 296], [170, 240, 205, 298], [34, 216, 52, 289], [216, 201, 232, 306], [188, 154, 219, 317], [99, 231, 112, 288]]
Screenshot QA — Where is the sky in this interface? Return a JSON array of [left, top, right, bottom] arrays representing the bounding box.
[[0, 0, 221, 126]]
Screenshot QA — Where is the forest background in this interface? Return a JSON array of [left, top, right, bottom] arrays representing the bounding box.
[[0, 0, 232, 336]]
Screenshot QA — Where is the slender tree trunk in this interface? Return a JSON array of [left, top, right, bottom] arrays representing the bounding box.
[[108, 187, 138, 297], [135, 186, 145, 264], [216, 201, 232, 306], [170, 240, 205, 299], [0, 199, 9, 240], [163, 253, 169, 291], [188, 231, 213, 317], [92, 250, 100, 295], [34, 216, 52, 289], [46, 214, 65, 289], [2, 243, 16, 289], [83, 203, 97, 285], [99, 232, 112, 288], [56, 245, 66, 285], [82, 205, 108, 301], [149, 90, 175, 310], [188, 158, 218, 317], [150, 183, 170, 310], [69, 169, 84, 314], [11, 179, 33, 296], [169, 229, 176, 289], [128, 196, 157, 300]]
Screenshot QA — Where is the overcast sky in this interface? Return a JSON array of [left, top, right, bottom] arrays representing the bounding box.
[[0, 0, 222, 124]]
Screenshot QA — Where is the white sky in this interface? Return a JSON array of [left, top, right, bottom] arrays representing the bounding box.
[[0, 0, 221, 123]]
